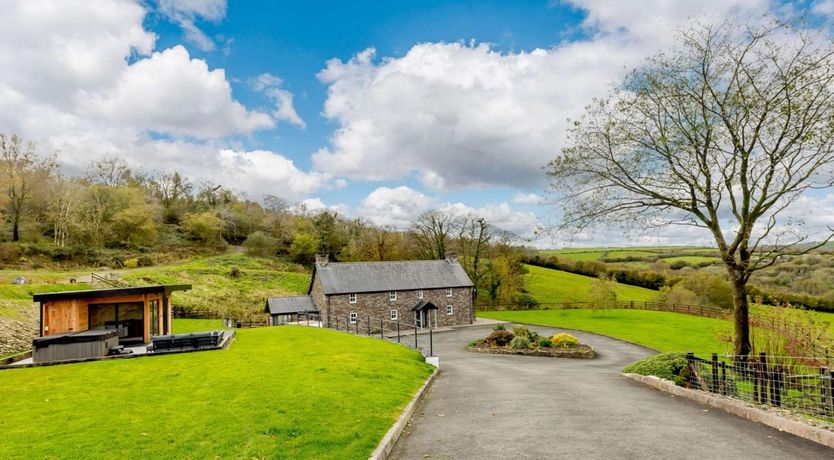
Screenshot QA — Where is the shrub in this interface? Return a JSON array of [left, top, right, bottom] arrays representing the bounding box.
[[509, 335, 531, 350], [539, 338, 553, 348], [243, 231, 278, 257], [137, 255, 154, 267], [550, 333, 580, 349], [182, 212, 224, 246], [511, 326, 532, 339], [230, 266, 242, 278], [493, 324, 506, 331], [484, 330, 514, 347], [123, 258, 139, 269], [623, 353, 689, 386]]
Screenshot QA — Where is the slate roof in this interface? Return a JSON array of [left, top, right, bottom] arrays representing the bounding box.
[[313, 259, 474, 295], [265, 296, 318, 315]]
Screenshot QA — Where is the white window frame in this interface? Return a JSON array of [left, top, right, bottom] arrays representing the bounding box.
[[349, 312, 358, 324], [349, 293, 357, 304], [417, 289, 424, 299], [446, 305, 454, 315], [446, 288, 453, 297], [389, 291, 397, 301], [390, 309, 398, 321]]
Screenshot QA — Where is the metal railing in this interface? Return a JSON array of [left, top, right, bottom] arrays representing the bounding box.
[[686, 352, 834, 425], [297, 312, 434, 357]]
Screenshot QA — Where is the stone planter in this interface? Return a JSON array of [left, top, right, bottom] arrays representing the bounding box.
[[467, 343, 596, 359]]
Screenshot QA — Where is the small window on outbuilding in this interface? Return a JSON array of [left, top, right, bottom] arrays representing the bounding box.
[[417, 289, 424, 299], [446, 305, 454, 315], [390, 291, 397, 301], [350, 312, 358, 324], [390, 309, 398, 320], [446, 288, 453, 297], [349, 293, 357, 304]]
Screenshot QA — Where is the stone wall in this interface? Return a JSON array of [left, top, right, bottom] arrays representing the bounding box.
[[325, 286, 473, 328]]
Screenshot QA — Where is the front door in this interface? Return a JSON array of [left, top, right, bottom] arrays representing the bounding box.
[[416, 310, 428, 329]]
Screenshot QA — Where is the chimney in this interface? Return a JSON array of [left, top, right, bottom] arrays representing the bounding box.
[[445, 252, 458, 263], [315, 253, 330, 266]]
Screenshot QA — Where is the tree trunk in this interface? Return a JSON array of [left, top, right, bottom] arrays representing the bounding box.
[[11, 207, 20, 241], [731, 276, 752, 356]]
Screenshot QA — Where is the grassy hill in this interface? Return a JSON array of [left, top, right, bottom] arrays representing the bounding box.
[[523, 264, 659, 304], [0, 325, 433, 459]]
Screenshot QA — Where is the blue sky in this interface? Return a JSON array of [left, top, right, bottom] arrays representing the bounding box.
[[2, 0, 832, 246]]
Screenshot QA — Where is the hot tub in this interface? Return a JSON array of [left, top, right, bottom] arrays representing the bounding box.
[[32, 330, 120, 363]]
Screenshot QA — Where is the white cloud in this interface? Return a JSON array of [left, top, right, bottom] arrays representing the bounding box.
[[0, 0, 322, 202], [157, 0, 227, 52], [251, 73, 306, 128], [84, 46, 273, 138], [313, 1, 771, 191], [512, 192, 542, 204], [352, 186, 541, 237]]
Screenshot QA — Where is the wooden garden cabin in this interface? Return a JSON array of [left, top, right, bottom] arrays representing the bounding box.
[[32, 285, 192, 344]]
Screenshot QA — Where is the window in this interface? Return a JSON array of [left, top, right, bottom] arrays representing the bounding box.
[[446, 288, 453, 297], [349, 312, 357, 324], [349, 293, 357, 304], [446, 305, 454, 315], [390, 309, 398, 321], [389, 291, 397, 301], [417, 289, 424, 299]]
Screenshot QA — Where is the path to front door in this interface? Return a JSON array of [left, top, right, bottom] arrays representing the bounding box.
[[390, 324, 832, 459]]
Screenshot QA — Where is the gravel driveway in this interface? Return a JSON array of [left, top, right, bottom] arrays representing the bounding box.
[[390, 324, 832, 459]]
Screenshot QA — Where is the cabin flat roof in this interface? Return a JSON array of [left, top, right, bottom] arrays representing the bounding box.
[[32, 284, 192, 302]]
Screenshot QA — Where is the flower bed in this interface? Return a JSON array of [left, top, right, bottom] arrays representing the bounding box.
[[466, 326, 596, 359]]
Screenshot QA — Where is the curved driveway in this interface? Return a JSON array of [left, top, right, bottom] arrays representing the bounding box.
[[390, 324, 831, 459]]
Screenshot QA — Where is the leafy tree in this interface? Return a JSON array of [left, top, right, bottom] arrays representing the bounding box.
[[289, 231, 318, 265], [588, 275, 618, 312], [548, 21, 834, 355], [182, 212, 224, 246], [0, 134, 57, 241]]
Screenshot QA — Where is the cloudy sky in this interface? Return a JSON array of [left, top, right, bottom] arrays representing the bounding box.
[[2, 0, 833, 246]]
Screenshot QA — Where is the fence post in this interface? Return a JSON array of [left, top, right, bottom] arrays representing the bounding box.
[[414, 321, 418, 349], [720, 361, 727, 395], [772, 365, 782, 407], [685, 352, 695, 388], [824, 367, 834, 416], [429, 328, 433, 357], [397, 320, 401, 343], [759, 352, 768, 404], [711, 353, 719, 393]]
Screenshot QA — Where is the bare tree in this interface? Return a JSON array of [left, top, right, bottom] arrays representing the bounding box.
[[454, 215, 491, 300], [411, 210, 452, 259], [86, 156, 131, 186], [0, 135, 57, 241], [548, 21, 834, 355]]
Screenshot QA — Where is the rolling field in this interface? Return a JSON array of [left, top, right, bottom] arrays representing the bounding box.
[[523, 264, 659, 304], [0, 325, 433, 459]]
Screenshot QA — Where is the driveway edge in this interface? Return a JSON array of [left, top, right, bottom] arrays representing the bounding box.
[[622, 372, 834, 449], [370, 366, 439, 460]]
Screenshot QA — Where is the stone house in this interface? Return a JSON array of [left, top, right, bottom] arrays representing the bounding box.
[[305, 254, 475, 329]]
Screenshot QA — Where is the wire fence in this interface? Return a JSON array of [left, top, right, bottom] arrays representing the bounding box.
[[295, 312, 435, 357], [686, 352, 834, 425]]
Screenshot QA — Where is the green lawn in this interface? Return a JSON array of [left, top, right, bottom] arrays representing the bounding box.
[[479, 309, 730, 355], [172, 318, 228, 333], [524, 264, 659, 304], [0, 326, 433, 459]]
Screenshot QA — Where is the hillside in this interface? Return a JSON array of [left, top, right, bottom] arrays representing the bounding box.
[[523, 264, 659, 304]]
